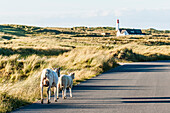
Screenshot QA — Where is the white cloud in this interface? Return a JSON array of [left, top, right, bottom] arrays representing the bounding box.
[[0, 8, 169, 29], [113, 8, 135, 18]]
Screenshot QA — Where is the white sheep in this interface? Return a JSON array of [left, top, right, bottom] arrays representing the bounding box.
[[40, 68, 60, 104], [57, 73, 75, 99]]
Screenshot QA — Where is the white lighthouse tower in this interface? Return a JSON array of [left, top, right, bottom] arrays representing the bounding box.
[[116, 19, 119, 31], [116, 19, 144, 36]]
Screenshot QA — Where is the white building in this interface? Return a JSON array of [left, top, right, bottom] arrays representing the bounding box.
[[116, 19, 145, 36]]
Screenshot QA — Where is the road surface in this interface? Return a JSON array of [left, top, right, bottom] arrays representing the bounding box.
[[13, 61, 170, 113]]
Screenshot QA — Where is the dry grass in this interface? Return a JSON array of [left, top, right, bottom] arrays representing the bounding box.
[[0, 92, 29, 113], [48, 47, 118, 81], [0, 24, 170, 112], [0, 47, 118, 112]]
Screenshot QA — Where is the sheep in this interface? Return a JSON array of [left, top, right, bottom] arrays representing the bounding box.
[[57, 73, 75, 99], [40, 68, 60, 104]]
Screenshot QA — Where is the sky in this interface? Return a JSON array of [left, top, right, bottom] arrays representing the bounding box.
[[0, 0, 170, 30]]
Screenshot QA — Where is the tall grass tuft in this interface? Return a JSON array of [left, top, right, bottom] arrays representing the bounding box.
[[0, 92, 30, 113]]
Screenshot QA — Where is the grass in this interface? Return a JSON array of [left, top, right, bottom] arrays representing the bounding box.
[[0, 92, 30, 113], [0, 24, 169, 112], [0, 47, 70, 57], [0, 47, 119, 112]]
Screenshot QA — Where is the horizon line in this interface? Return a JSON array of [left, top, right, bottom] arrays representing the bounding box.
[[0, 23, 168, 30]]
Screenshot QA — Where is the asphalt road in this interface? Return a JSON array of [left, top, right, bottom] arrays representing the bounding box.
[[13, 61, 170, 113]]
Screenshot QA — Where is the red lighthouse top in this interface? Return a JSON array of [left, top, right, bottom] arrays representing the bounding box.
[[117, 19, 119, 23]]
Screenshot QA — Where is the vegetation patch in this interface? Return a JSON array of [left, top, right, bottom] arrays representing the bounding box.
[[113, 48, 170, 62], [0, 47, 70, 57], [0, 92, 30, 113]]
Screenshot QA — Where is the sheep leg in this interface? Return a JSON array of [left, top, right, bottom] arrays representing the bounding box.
[[54, 86, 57, 102], [47, 86, 51, 104], [64, 88, 67, 99], [69, 87, 72, 98], [57, 84, 59, 99], [62, 89, 64, 99], [40, 86, 43, 104]]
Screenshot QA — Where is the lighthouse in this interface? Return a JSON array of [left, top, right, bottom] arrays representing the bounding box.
[[116, 19, 145, 36], [116, 19, 119, 31]]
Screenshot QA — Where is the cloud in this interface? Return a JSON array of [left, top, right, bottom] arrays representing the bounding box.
[[0, 8, 169, 29], [112, 8, 170, 29]]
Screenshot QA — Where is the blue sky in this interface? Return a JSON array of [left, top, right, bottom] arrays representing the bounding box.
[[0, 0, 169, 29]]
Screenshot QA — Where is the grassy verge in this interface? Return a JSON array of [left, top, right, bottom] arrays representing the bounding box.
[[0, 92, 30, 113], [113, 47, 170, 62]]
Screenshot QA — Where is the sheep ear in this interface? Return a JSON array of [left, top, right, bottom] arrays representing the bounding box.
[[58, 67, 61, 71], [72, 73, 75, 76], [71, 73, 75, 79], [47, 69, 50, 74]]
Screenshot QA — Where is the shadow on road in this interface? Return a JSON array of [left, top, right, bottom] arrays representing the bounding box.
[[105, 63, 170, 74], [79, 78, 132, 84], [121, 96, 170, 103], [20, 96, 170, 111], [73, 85, 148, 91], [66, 96, 170, 104], [16, 102, 116, 110]]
